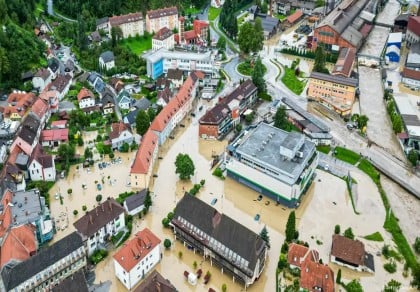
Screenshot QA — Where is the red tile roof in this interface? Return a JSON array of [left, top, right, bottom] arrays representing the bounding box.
[[109, 121, 131, 140], [184, 30, 197, 41], [41, 128, 69, 142], [31, 97, 49, 120], [0, 190, 13, 236], [300, 261, 335, 292], [331, 234, 365, 266], [130, 129, 158, 174], [147, 7, 178, 19], [51, 120, 68, 128], [193, 19, 209, 36], [332, 48, 356, 77], [408, 16, 420, 37], [402, 68, 420, 81], [7, 92, 35, 108], [77, 87, 94, 102], [287, 10, 303, 24], [110, 12, 143, 26], [153, 27, 173, 41], [288, 243, 309, 267], [113, 228, 161, 272]]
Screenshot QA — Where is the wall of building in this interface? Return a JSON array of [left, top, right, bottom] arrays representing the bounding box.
[[313, 26, 355, 50], [402, 76, 420, 89], [79, 97, 95, 109], [146, 15, 178, 34], [199, 124, 220, 139], [118, 20, 144, 38]]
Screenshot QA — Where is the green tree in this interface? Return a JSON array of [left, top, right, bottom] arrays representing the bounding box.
[[84, 147, 93, 159], [237, 22, 254, 54], [164, 239, 172, 249], [334, 224, 341, 234], [73, 209, 78, 216], [252, 57, 266, 93], [313, 46, 328, 73], [175, 153, 195, 180], [111, 26, 123, 47], [144, 191, 152, 211], [135, 110, 150, 135], [147, 107, 156, 122], [259, 226, 271, 248], [384, 279, 401, 292], [58, 144, 76, 165], [217, 36, 227, 52], [162, 217, 170, 227], [344, 227, 355, 240], [357, 115, 369, 129], [408, 150, 418, 167], [336, 268, 341, 283], [251, 18, 264, 53], [345, 279, 363, 292], [96, 194, 103, 202], [414, 237, 420, 254], [222, 283, 227, 292], [277, 253, 288, 270], [285, 211, 296, 242], [392, 114, 403, 133], [274, 105, 289, 130]]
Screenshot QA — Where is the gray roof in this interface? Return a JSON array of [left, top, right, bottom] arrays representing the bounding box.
[[9, 189, 44, 226], [172, 194, 267, 276], [18, 114, 41, 146], [100, 51, 115, 63], [124, 189, 147, 211], [1, 232, 83, 291], [144, 48, 212, 64], [407, 43, 420, 68], [134, 97, 151, 111], [52, 271, 89, 292], [124, 108, 139, 125], [96, 17, 109, 26], [310, 72, 358, 87]]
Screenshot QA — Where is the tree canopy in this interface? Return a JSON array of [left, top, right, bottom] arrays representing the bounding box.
[[135, 110, 150, 135], [252, 57, 266, 93], [285, 211, 296, 242], [219, 0, 238, 39], [175, 153, 195, 180], [313, 46, 329, 74], [238, 19, 264, 54], [217, 36, 227, 52], [259, 226, 270, 248]]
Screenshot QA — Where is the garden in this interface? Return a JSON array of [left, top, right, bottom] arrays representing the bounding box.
[[120, 34, 152, 55], [237, 59, 267, 76], [280, 59, 306, 95]]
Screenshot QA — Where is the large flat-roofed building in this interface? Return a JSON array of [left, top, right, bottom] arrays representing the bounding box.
[[144, 49, 215, 79], [307, 72, 358, 116], [226, 123, 318, 207]]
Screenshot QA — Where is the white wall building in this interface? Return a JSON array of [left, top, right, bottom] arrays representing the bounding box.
[[28, 145, 56, 182], [99, 51, 115, 71], [113, 228, 161, 290], [109, 13, 144, 38], [152, 27, 175, 51]]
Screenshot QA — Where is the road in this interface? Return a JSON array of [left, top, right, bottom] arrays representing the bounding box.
[[47, 0, 77, 22]]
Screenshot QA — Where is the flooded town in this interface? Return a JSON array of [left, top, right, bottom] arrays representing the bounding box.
[[0, 0, 420, 291]]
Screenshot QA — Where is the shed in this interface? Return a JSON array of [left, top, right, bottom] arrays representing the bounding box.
[[386, 45, 400, 63], [387, 32, 402, 49]]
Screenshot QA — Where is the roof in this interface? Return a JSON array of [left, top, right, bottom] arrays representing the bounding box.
[[31, 97, 49, 120], [310, 72, 358, 87], [74, 198, 124, 238], [331, 234, 365, 266], [117, 90, 132, 104], [34, 68, 51, 81], [388, 32, 402, 44], [51, 271, 89, 292], [144, 48, 212, 65], [96, 17, 109, 26], [109, 121, 132, 140], [287, 243, 310, 268], [30, 144, 54, 168], [113, 228, 161, 272], [184, 30, 198, 40], [167, 68, 183, 80], [199, 103, 230, 125], [130, 129, 158, 174], [48, 74, 71, 93], [133, 270, 177, 292], [157, 87, 173, 104], [332, 48, 355, 77], [17, 113, 41, 146], [77, 87, 95, 102], [7, 91, 35, 107], [147, 7, 178, 19], [124, 108, 139, 125], [173, 194, 267, 275], [386, 45, 400, 56], [408, 16, 420, 37], [41, 128, 69, 142], [300, 261, 335, 292], [407, 43, 420, 68], [134, 97, 151, 111], [100, 51, 115, 63], [110, 12, 143, 26], [124, 189, 147, 211], [287, 9, 303, 23], [402, 68, 420, 81], [153, 27, 174, 41], [109, 77, 125, 93], [1, 232, 83, 291]]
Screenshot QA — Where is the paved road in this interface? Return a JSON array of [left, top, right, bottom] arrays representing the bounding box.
[[47, 0, 77, 22]]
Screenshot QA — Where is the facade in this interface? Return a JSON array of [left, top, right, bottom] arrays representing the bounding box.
[[332, 48, 356, 77], [32, 68, 52, 92], [402, 68, 420, 89], [47, 74, 71, 100], [11, 113, 41, 156], [166, 68, 184, 88], [152, 27, 175, 51], [199, 79, 258, 139], [109, 13, 144, 38], [226, 123, 318, 207], [0, 232, 86, 292], [99, 51, 115, 71], [51, 271, 89, 292], [171, 194, 268, 288], [77, 87, 96, 109], [406, 16, 420, 46], [73, 198, 125, 256], [133, 270, 177, 292], [113, 228, 161, 290], [307, 72, 358, 116], [277, 0, 291, 15], [109, 121, 134, 150], [330, 234, 375, 273], [393, 94, 420, 154], [101, 91, 116, 114], [117, 90, 132, 110], [146, 7, 178, 34], [41, 128, 69, 147], [31, 97, 50, 128], [123, 189, 148, 216], [144, 48, 215, 79], [29, 144, 56, 182]]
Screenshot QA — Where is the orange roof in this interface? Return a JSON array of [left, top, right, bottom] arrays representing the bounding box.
[[77, 87, 94, 102], [7, 92, 35, 105], [51, 120, 67, 127], [31, 97, 49, 120], [109, 121, 131, 140], [300, 261, 335, 292], [184, 30, 197, 40], [41, 128, 69, 142], [287, 9, 303, 24], [39, 89, 59, 101], [0, 190, 13, 236], [130, 129, 158, 174], [0, 225, 37, 269], [113, 228, 161, 272], [288, 243, 309, 268]]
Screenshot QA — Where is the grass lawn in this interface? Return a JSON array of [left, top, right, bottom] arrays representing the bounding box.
[[281, 67, 305, 95], [316, 145, 331, 154], [209, 7, 221, 21], [274, 14, 287, 21], [358, 159, 380, 182], [364, 231, 384, 242], [184, 6, 201, 15], [333, 147, 360, 165], [237, 61, 267, 76], [121, 36, 152, 55]]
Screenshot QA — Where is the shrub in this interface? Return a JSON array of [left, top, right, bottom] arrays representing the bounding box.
[[334, 224, 341, 234], [281, 242, 289, 254], [82, 205, 87, 211], [222, 283, 227, 292], [162, 217, 170, 228], [167, 212, 174, 220], [96, 194, 103, 202], [200, 179, 205, 186], [67, 188, 72, 195], [414, 237, 420, 254], [109, 153, 115, 159], [384, 261, 397, 273], [277, 253, 287, 270], [178, 251, 183, 258], [213, 167, 224, 179], [164, 239, 172, 249], [344, 227, 355, 240], [73, 209, 78, 216], [336, 269, 341, 284], [193, 261, 197, 269]]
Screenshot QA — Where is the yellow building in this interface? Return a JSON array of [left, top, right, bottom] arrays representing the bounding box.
[[307, 72, 358, 116]]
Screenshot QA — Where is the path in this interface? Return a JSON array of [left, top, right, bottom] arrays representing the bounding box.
[[47, 0, 77, 22]]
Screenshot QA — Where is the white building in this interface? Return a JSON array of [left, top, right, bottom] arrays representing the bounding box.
[[146, 7, 178, 34], [77, 87, 96, 109], [113, 228, 161, 290], [32, 68, 52, 92], [152, 27, 175, 51], [28, 145, 56, 182], [73, 199, 126, 256], [109, 121, 134, 150], [109, 13, 144, 38], [99, 51, 115, 71], [123, 189, 147, 216]]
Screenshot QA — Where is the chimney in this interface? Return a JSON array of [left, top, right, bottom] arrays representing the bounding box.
[[89, 214, 93, 224], [109, 200, 112, 211]]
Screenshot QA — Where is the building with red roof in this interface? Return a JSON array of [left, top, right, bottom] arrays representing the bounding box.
[[287, 243, 319, 269], [287, 9, 303, 25], [109, 12, 144, 38], [152, 27, 175, 51], [31, 97, 50, 128], [407, 16, 420, 46], [402, 68, 420, 89], [41, 128, 69, 147], [77, 87, 96, 109], [113, 228, 161, 290], [51, 120, 67, 129]]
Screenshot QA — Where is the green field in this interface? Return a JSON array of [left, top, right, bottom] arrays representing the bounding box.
[[121, 36, 152, 55], [334, 147, 360, 165], [274, 14, 287, 21], [364, 231, 384, 242], [316, 145, 331, 154], [209, 7, 221, 21], [281, 67, 305, 95], [237, 61, 267, 76]]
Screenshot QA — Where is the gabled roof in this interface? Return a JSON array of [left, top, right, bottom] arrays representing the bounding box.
[[30, 144, 54, 168], [52, 271, 89, 292], [109, 77, 125, 93], [100, 51, 115, 63], [117, 90, 132, 104], [124, 108, 139, 125], [77, 87, 95, 102], [199, 103, 230, 125], [310, 72, 358, 87], [153, 27, 174, 41], [48, 74, 71, 93], [287, 243, 310, 268], [124, 189, 147, 211], [408, 16, 420, 37], [300, 261, 335, 292], [17, 113, 41, 146], [34, 68, 51, 81], [113, 228, 161, 272], [133, 270, 177, 292], [157, 87, 173, 104], [1, 232, 83, 291], [332, 48, 356, 77], [73, 198, 125, 238], [147, 6, 178, 19], [331, 234, 365, 266], [131, 129, 158, 174], [287, 9, 303, 23], [133, 97, 151, 111], [31, 97, 49, 120], [51, 120, 67, 128], [109, 121, 132, 140], [167, 68, 183, 80], [402, 68, 420, 81], [110, 12, 143, 26], [41, 128, 69, 142]]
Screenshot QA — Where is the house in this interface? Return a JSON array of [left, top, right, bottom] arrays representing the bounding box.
[[307, 72, 358, 116], [73, 198, 125, 256], [47, 74, 72, 100], [401, 68, 420, 89], [330, 234, 375, 273], [39, 89, 59, 112], [291, 1, 316, 15], [41, 128, 69, 147], [146, 7, 179, 34], [109, 121, 134, 150], [123, 189, 148, 216], [167, 68, 184, 88], [11, 113, 41, 156], [48, 58, 60, 79], [29, 144, 56, 181], [193, 19, 209, 40], [96, 17, 109, 32], [77, 87, 96, 109], [133, 270, 177, 292], [152, 27, 175, 51], [113, 228, 161, 290], [101, 90, 116, 114], [31, 97, 50, 128], [133, 97, 151, 111], [256, 14, 280, 40], [32, 68, 52, 91], [171, 194, 268, 287], [130, 129, 158, 189], [332, 48, 356, 77], [287, 243, 319, 269], [117, 90, 132, 110], [0, 163, 26, 192], [286, 9, 303, 26], [51, 271, 89, 292], [199, 79, 258, 139], [406, 16, 420, 46], [51, 120, 67, 129], [99, 51, 115, 71], [0, 232, 86, 292], [406, 43, 420, 70], [277, 0, 291, 15], [123, 109, 140, 128], [109, 12, 144, 38], [157, 87, 173, 107], [393, 13, 409, 33], [4, 91, 36, 120], [109, 77, 125, 94]]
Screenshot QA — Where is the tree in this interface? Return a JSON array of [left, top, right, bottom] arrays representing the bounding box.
[[391, 114, 403, 133], [285, 211, 296, 242], [162, 217, 170, 227], [344, 227, 355, 240], [345, 279, 363, 292], [277, 253, 287, 270], [259, 226, 271, 248], [408, 150, 418, 167], [73, 210, 78, 216], [334, 224, 341, 234], [237, 22, 254, 54], [274, 106, 289, 130], [175, 153, 195, 180], [164, 239, 172, 249], [135, 110, 150, 135], [111, 26, 123, 47], [251, 18, 264, 53], [84, 147, 93, 159], [336, 269, 341, 284], [414, 237, 420, 254], [147, 107, 156, 122], [82, 205, 87, 211], [357, 115, 369, 129], [384, 279, 401, 292], [222, 283, 227, 292], [217, 36, 226, 52], [67, 188, 73, 195], [313, 46, 328, 73], [58, 144, 76, 165], [96, 194, 103, 202], [252, 57, 266, 93], [144, 191, 152, 211]]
